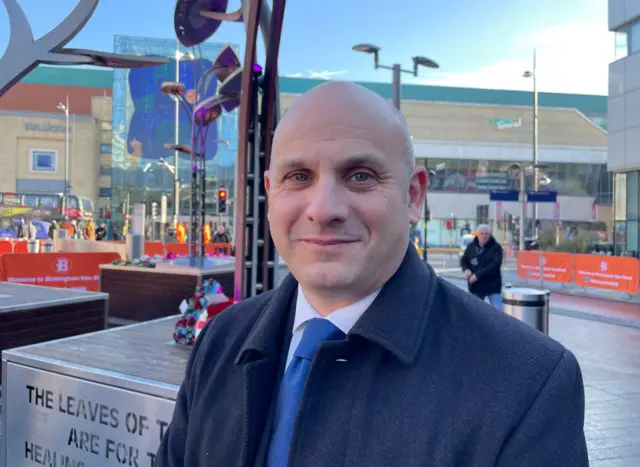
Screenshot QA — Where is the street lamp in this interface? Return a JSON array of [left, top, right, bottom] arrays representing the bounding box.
[[352, 43, 439, 111], [523, 49, 539, 237], [167, 41, 195, 229], [56, 96, 70, 214], [510, 162, 548, 251]]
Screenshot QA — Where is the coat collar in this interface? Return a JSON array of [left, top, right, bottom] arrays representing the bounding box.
[[236, 242, 436, 366]]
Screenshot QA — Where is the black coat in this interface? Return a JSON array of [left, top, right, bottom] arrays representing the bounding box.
[[156, 244, 587, 467], [461, 235, 503, 296]]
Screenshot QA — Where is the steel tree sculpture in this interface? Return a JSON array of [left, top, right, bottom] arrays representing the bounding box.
[[174, 0, 285, 300], [0, 0, 168, 97]]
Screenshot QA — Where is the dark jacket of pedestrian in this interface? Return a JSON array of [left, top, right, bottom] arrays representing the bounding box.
[[155, 244, 587, 467], [460, 234, 503, 296]]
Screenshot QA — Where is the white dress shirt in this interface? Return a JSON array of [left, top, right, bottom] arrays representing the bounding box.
[[284, 285, 382, 369]]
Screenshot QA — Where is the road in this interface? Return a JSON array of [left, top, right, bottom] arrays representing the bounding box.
[[444, 276, 640, 466]]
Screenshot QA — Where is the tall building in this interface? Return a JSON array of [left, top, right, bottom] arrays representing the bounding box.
[[608, 0, 640, 253]]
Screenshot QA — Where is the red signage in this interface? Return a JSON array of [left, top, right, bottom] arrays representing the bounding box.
[[0, 252, 120, 292]]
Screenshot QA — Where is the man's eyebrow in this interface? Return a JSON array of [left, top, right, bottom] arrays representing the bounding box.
[[274, 153, 387, 172]]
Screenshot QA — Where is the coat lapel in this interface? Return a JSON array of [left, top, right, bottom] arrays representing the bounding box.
[[236, 275, 298, 467]]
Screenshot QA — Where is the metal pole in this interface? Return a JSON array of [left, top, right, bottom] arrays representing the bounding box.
[[392, 64, 401, 111], [532, 49, 539, 238], [64, 95, 69, 208], [173, 39, 181, 230], [519, 166, 526, 252]]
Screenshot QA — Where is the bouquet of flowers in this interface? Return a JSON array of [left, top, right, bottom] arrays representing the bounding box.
[[173, 279, 234, 345]]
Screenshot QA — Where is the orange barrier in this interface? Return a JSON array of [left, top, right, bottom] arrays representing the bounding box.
[[517, 251, 640, 293], [0, 240, 12, 254], [12, 241, 29, 253], [517, 251, 572, 283], [0, 252, 120, 292], [573, 254, 639, 294]]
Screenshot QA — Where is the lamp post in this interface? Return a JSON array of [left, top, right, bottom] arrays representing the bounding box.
[[172, 41, 195, 229], [511, 163, 548, 251], [56, 96, 70, 213], [352, 44, 439, 111], [523, 50, 539, 237], [353, 44, 439, 262]]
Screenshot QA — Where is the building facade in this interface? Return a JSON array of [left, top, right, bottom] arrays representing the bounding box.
[[608, 0, 640, 254], [1, 46, 609, 245]]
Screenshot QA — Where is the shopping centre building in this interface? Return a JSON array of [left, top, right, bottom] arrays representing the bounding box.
[[608, 0, 640, 254], [0, 36, 610, 247]]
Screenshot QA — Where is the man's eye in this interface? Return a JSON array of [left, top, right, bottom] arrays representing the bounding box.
[[289, 172, 309, 182], [351, 172, 373, 182]]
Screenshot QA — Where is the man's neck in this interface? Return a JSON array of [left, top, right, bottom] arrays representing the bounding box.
[[300, 286, 380, 317]]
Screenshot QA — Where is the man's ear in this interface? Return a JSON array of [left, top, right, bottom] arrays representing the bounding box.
[[408, 166, 428, 226], [264, 170, 271, 195]]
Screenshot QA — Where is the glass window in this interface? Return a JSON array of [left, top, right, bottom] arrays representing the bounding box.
[[23, 195, 38, 207], [30, 150, 57, 172], [2, 194, 21, 206], [100, 144, 113, 154], [38, 195, 60, 208], [67, 196, 79, 209], [615, 173, 627, 221], [80, 197, 95, 213], [631, 21, 640, 55], [615, 29, 629, 59], [100, 165, 112, 175], [626, 171, 638, 221], [626, 220, 639, 253]]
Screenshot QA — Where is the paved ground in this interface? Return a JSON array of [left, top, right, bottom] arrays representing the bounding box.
[[2, 278, 639, 465], [444, 276, 640, 466]]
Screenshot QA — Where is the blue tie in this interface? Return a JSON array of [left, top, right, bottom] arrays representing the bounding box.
[[266, 318, 345, 467]]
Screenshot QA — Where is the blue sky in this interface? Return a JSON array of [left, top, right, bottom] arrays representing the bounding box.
[[1, 0, 611, 94]]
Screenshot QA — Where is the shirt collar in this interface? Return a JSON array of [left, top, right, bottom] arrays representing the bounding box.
[[293, 284, 382, 336]]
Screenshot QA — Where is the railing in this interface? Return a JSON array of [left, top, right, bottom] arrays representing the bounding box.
[[517, 251, 640, 295]]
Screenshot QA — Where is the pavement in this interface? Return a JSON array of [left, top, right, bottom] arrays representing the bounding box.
[[444, 276, 640, 466], [1, 274, 639, 466]]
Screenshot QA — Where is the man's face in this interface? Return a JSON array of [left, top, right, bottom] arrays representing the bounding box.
[[265, 85, 426, 299], [477, 229, 490, 246]]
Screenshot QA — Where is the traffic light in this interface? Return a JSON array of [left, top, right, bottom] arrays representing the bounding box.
[[445, 220, 453, 230], [217, 187, 228, 214], [151, 202, 158, 220], [106, 210, 111, 219]]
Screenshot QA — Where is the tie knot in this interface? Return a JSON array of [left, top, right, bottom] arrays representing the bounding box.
[[294, 318, 345, 361]]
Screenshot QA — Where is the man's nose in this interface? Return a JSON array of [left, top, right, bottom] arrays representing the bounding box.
[[305, 178, 349, 225]]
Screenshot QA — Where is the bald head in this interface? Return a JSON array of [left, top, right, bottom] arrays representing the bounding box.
[[272, 81, 415, 175]]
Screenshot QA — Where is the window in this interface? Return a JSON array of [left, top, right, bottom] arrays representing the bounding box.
[[100, 144, 112, 154], [100, 165, 112, 175], [38, 195, 60, 208], [79, 197, 95, 213], [29, 149, 58, 173], [67, 196, 79, 209], [631, 21, 640, 55], [23, 195, 39, 207], [1, 194, 21, 206], [615, 29, 629, 59]]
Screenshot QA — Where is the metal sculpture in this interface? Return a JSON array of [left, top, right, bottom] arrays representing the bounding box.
[[173, 0, 285, 300], [0, 0, 168, 97]]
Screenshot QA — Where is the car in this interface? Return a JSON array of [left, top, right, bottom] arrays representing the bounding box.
[[0, 219, 52, 240]]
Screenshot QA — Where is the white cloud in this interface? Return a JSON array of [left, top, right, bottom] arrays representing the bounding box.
[[417, 23, 614, 95], [286, 70, 347, 80]]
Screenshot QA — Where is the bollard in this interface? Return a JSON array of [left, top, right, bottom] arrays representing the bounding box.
[[126, 234, 145, 261], [502, 287, 550, 335], [27, 239, 39, 253], [41, 241, 54, 253]]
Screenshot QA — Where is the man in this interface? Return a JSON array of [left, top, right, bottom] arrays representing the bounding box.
[[211, 224, 231, 244], [155, 82, 587, 466], [82, 218, 96, 241], [460, 224, 504, 309]]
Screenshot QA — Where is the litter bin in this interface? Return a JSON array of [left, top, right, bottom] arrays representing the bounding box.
[[502, 287, 550, 334], [41, 241, 54, 253], [27, 239, 39, 253]]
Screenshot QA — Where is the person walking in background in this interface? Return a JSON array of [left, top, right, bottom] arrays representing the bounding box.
[[95, 222, 107, 241], [48, 220, 58, 239], [211, 224, 230, 244], [82, 218, 96, 241], [460, 224, 504, 310]]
